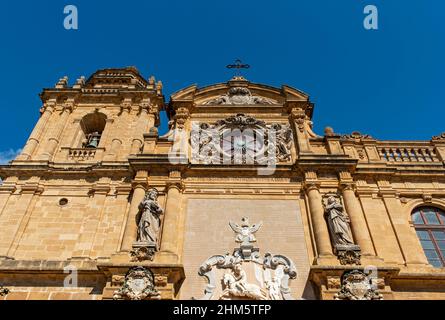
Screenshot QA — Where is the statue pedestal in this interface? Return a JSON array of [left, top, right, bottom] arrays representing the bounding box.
[[335, 244, 361, 265], [130, 241, 157, 262]]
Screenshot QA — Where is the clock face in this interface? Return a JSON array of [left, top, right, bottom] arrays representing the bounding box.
[[221, 129, 267, 164]]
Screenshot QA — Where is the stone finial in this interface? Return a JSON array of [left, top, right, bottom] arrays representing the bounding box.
[[55, 76, 69, 89], [73, 76, 85, 89], [156, 81, 163, 94], [324, 126, 335, 136], [149, 76, 155, 85]]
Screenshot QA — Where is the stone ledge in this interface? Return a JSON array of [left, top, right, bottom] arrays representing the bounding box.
[[0, 258, 98, 272]]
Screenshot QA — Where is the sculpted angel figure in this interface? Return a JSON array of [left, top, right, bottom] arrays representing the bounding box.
[[229, 217, 263, 245], [270, 124, 292, 161], [136, 188, 163, 245], [324, 196, 354, 246]]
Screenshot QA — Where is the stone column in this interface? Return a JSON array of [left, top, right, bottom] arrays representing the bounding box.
[[341, 184, 375, 256], [305, 183, 333, 257], [160, 183, 183, 256], [40, 103, 73, 160], [120, 171, 148, 252], [18, 102, 55, 160]]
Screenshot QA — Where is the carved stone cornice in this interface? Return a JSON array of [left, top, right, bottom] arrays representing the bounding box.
[[19, 183, 44, 195], [0, 184, 16, 195]]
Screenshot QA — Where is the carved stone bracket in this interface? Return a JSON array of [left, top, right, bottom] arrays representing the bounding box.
[[130, 242, 156, 262], [335, 245, 362, 265], [113, 266, 161, 300]]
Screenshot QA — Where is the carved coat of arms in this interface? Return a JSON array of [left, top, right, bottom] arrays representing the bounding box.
[[334, 270, 383, 300], [113, 267, 161, 300]]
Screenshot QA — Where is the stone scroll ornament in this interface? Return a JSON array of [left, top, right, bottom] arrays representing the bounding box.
[[195, 217, 298, 300], [323, 195, 361, 265], [334, 270, 383, 300], [113, 267, 161, 300], [190, 114, 293, 165], [130, 188, 163, 262]]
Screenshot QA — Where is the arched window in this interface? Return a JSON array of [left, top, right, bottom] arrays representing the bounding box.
[[413, 206, 445, 268], [79, 112, 107, 148]]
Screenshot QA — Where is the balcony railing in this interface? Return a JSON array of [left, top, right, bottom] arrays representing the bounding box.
[[379, 146, 439, 163], [67, 148, 98, 161]]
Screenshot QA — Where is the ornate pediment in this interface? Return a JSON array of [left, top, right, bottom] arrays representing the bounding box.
[[169, 77, 309, 109]]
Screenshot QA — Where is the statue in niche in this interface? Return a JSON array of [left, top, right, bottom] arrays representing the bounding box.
[[136, 188, 163, 245], [219, 264, 269, 300], [324, 196, 354, 246]]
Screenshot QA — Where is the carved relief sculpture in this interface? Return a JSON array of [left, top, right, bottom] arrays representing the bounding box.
[[196, 217, 298, 300], [334, 270, 383, 300], [113, 267, 161, 300], [203, 87, 277, 105], [220, 264, 269, 300], [191, 114, 293, 165], [130, 188, 163, 262], [323, 195, 361, 265]]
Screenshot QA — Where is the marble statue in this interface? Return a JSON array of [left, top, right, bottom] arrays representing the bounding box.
[[136, 188, 163, 245]]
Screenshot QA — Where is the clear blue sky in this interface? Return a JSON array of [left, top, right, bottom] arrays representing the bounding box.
[[0, 0, 444, 163]]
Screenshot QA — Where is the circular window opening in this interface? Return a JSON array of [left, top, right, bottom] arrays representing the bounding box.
[[59, 198, 69, 206]]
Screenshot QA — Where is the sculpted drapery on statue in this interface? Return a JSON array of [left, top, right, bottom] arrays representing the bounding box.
[[136, 188, 163, 245], [324, 196, 354, 246], [323, 195, 361, 265]]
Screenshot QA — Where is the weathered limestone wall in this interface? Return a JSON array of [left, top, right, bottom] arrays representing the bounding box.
[[0, 180, 130, 261]]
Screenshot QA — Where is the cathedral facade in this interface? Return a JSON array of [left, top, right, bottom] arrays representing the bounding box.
[[1, 67, 445, 300]]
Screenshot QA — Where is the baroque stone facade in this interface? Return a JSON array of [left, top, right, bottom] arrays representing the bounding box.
[[1, 67, 445, 300]]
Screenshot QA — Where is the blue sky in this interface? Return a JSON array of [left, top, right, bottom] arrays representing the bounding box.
[[0, 0, 444, 163]]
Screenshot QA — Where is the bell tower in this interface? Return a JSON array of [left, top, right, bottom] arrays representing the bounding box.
[[16, 67, 164, 164]]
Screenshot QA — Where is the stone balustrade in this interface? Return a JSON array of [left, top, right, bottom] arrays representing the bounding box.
[[378, 145, 439, 163]]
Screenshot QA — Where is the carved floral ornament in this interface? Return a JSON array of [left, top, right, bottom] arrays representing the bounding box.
[[191, 114, 293, 165], [341, 131, 374, 142], [203, 87, 277, 105], [195, 217, 297, 301]]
